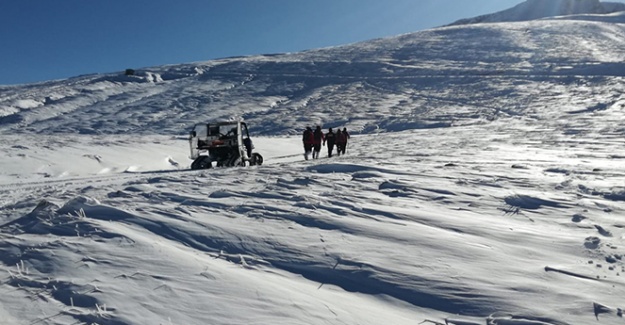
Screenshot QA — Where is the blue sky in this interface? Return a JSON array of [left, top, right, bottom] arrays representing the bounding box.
[[0, 0, 621, 85]]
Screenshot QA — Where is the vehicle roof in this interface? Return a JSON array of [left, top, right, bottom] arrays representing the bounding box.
[[196, 121, 246, 127]]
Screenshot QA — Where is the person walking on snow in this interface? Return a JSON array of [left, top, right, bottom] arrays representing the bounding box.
[[302, 127, 314, 160], [335, 129, 345, 156], [341, 128, 350, 154], [312, 126, 325, 159], [323, 128, 336, 158]]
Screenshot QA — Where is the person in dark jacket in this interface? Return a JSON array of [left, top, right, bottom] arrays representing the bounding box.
[[302, 127, 314, 160], [341, 127, 351, 154], [323, 128, 336, 158], [312, 126, 325, 159], [335, 129, 347, 156]]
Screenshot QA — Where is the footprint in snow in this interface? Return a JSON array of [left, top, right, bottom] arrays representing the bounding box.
[[584, 236, 601, 249], [594, 225, 612, 237], [167, 157, 180, 168]]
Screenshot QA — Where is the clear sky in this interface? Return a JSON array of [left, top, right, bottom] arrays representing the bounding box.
[[0, 0, 622, 85]]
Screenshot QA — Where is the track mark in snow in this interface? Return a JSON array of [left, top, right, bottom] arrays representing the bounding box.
[[594, 224, 612, 237], [306, 163, 409, 176], [593, 302, 624, 320], [571, 213, 587, 222], [603, 190, 625, 202], [486, 313, 572, 325], [82, 154, 102, 163], [167, 156, 180, 168], [584, 236, 601, 249], [503, 195, 565, 210], [544, 266, 598, 281]]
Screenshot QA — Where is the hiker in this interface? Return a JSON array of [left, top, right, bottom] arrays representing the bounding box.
[[302, 127, 314, 160], [342, 127, 350, 154], [335, 129, 346, 156], [323, 128, 336, 158], [312, 125, 325, 159]]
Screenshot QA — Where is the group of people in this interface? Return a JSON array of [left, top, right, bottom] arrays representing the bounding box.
[[302, 126, 350, 160]]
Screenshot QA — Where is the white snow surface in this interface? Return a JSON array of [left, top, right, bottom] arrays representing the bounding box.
[[450, 0, 625, 26], [1, 9, 625, 325]]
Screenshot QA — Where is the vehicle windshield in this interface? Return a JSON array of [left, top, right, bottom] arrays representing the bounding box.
[[194, 124, 238, 138]]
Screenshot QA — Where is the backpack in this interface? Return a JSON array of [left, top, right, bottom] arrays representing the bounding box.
[[313, 129, 324, 143], [303, 130, 313, 143], [325, 132, 335, 143]]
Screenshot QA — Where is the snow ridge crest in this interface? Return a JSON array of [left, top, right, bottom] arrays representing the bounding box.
[[449, 0, 625, 26]]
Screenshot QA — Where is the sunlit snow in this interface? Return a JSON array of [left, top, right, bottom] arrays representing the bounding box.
[[1, 3, 625, 325]]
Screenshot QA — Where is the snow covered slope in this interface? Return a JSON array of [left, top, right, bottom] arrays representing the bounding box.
[[1, 8, 625, 137], [450, 0, 625, 25], [1, 7, 625, 325]]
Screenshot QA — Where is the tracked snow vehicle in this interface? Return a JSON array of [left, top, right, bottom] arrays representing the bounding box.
[[189, 120, 263, 170]]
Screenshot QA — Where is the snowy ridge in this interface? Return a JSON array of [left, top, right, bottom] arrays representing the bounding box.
[[1, 6, 625, 325], [1, 13, 625, 136], [449, 0, 625, 26]]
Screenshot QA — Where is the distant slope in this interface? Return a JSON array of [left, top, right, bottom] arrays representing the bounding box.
[[1, 12, 625, 136], [449, 0, 625, 26]]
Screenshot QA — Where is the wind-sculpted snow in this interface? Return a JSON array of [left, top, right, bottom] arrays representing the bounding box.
[[0, 124, 624, 324], [1, 7, 625, 325]]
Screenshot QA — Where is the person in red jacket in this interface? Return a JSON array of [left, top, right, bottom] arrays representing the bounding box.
[[342, 127, 351, 154], [302, 127, 314, 160], [312, 125, 325, 159]]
